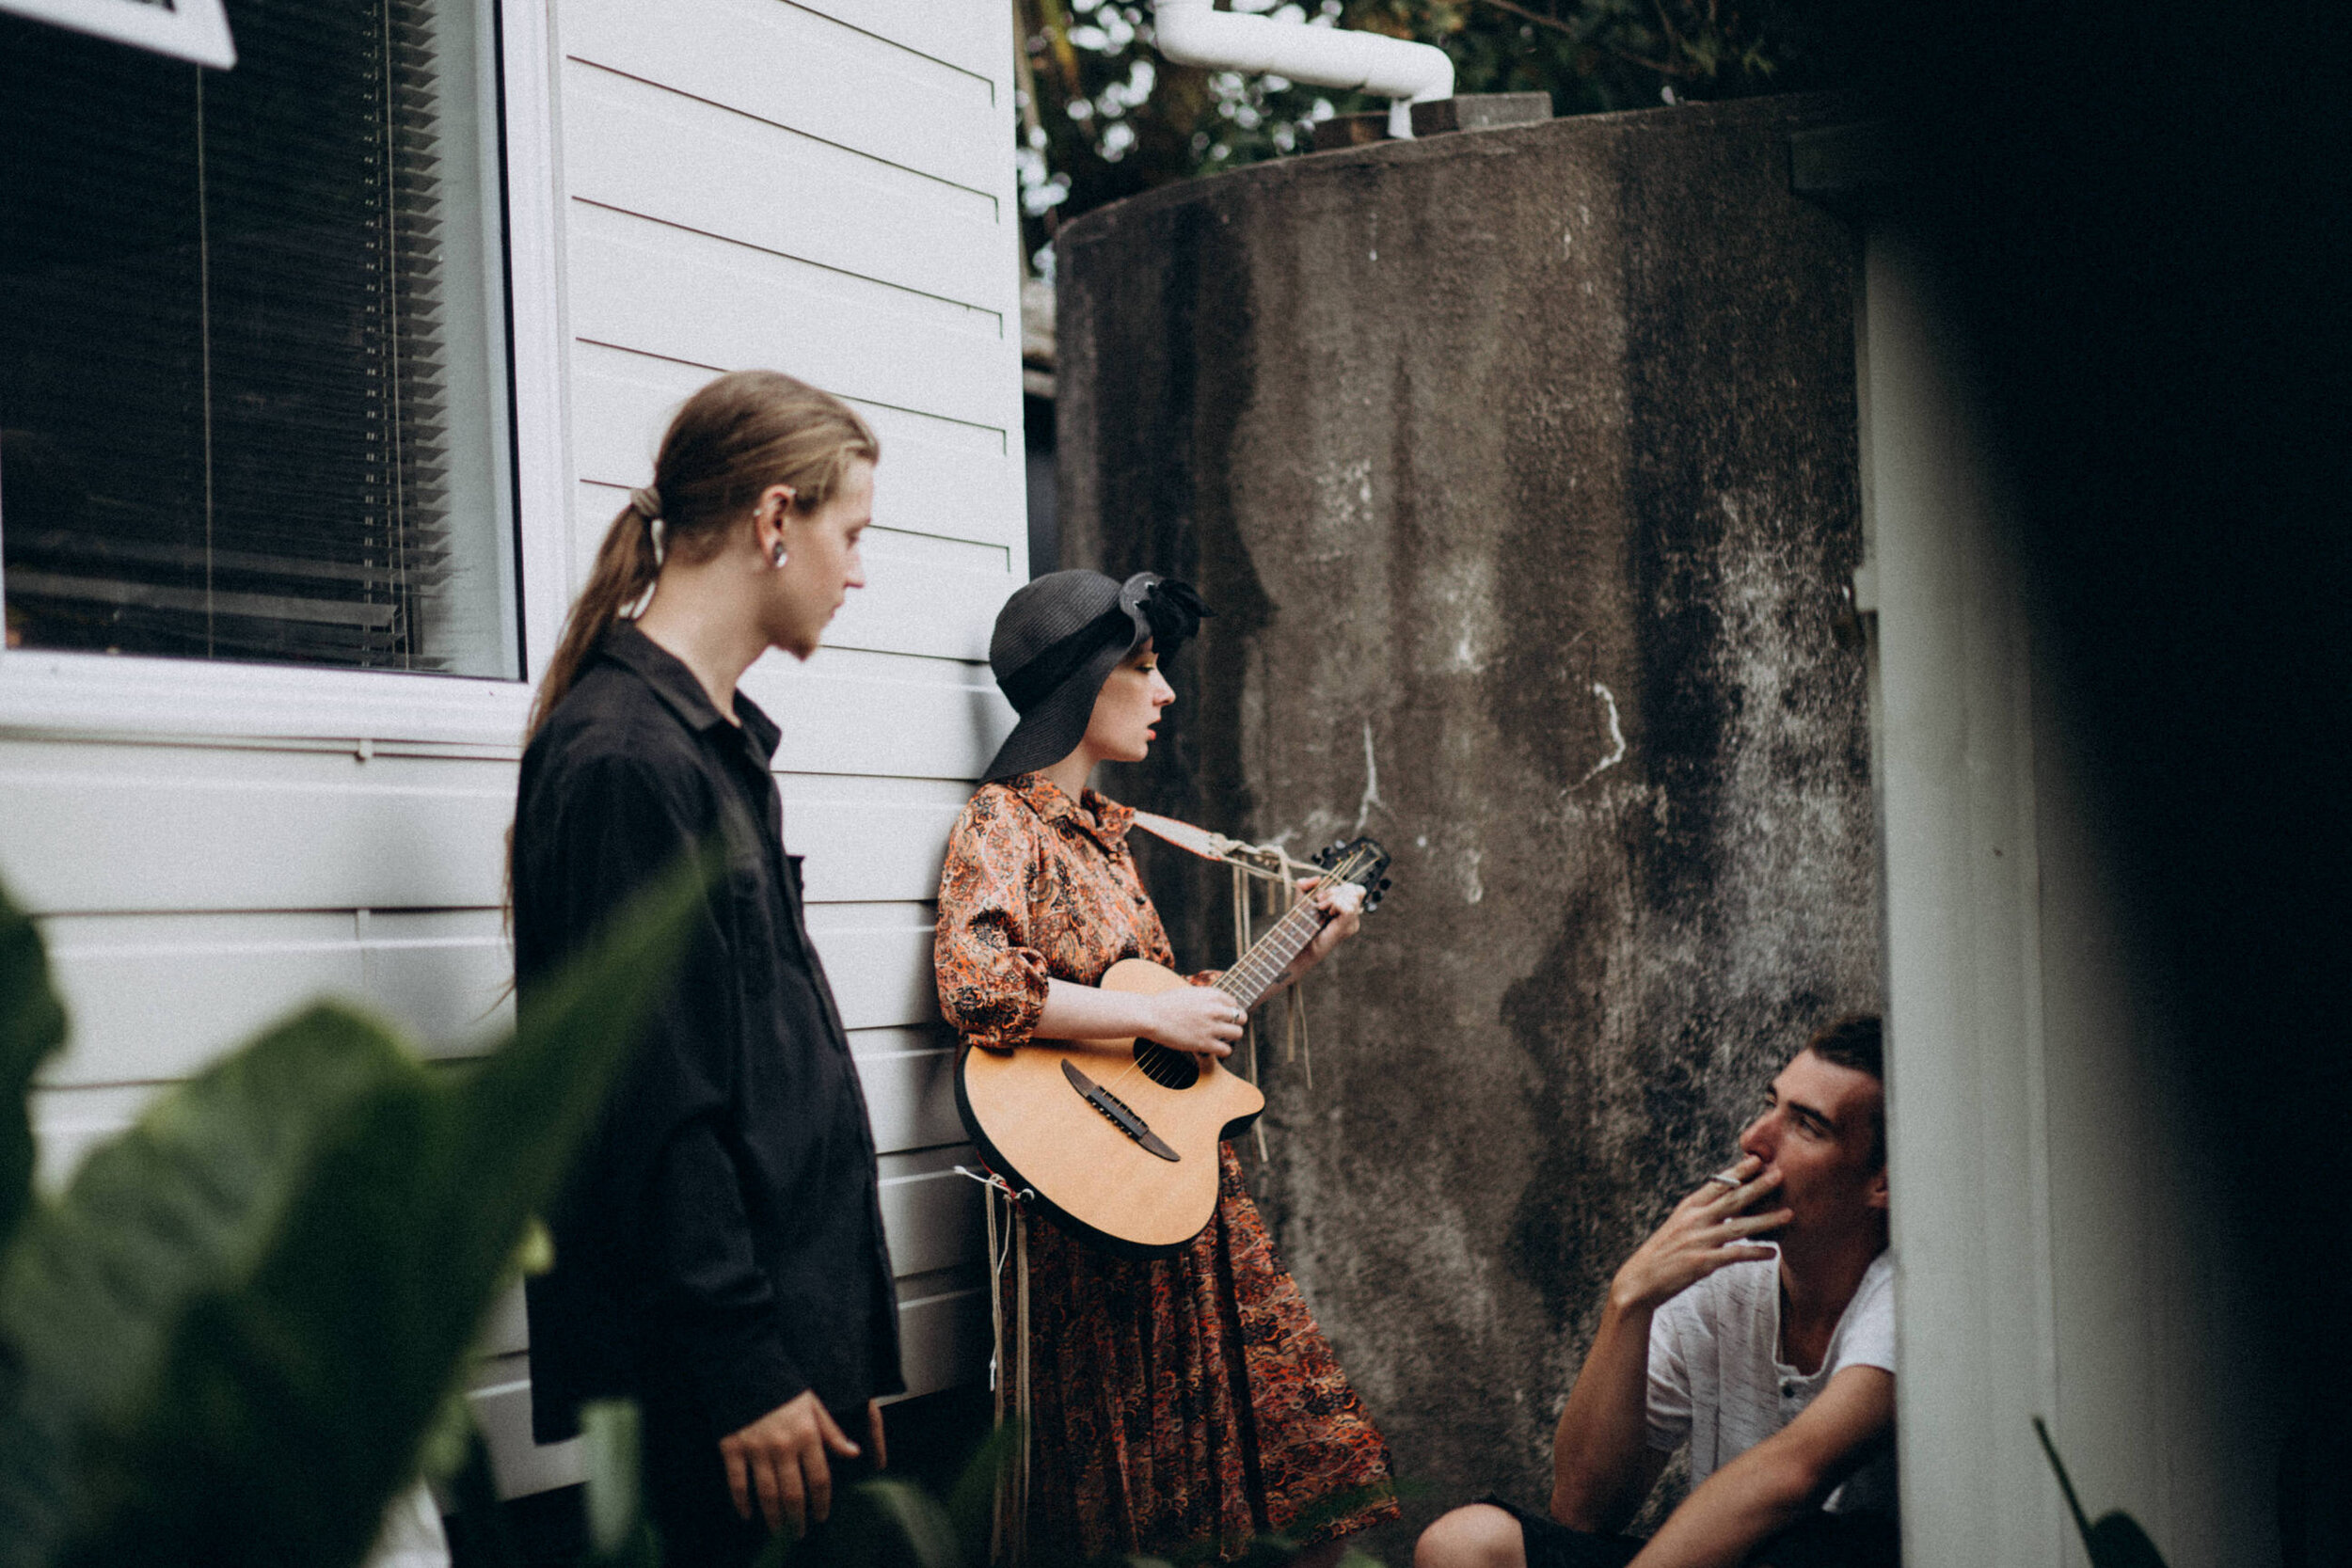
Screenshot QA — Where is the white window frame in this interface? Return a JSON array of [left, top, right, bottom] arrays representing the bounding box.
[[0, 0, 236, 69], [0, 0, 572, 752]]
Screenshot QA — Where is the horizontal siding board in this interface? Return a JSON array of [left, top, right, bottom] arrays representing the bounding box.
[[365, 933, 516, 1049], [468, 1355, 588, 1497], [29, 1082, 164, 1190], [849, 1029, 962, 1153], [562, 0, 1002, 195], [566, 205, 1006, 431], [786, 774, 968, 903], [805, 916, 937, 1032], [879, 1153, 985, 1277], [796, 0, 1006, 82], [37, 914, 513, 1086], [0, 752, 513, 915], [570, 354, 1019, 552], [895, 1286, 991, 1401], [41, 939, 370, 1087], [563, 62, 998, 310], [747, 656, 1013, 781]]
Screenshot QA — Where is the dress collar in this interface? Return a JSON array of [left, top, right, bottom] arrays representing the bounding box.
[[1002, 771, 1134, 850], [594, 620, 782, 765]]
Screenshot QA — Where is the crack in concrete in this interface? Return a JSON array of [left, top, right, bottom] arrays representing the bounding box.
[[1353, 719, 1385, 832], [1577, 682, 1629, 786]]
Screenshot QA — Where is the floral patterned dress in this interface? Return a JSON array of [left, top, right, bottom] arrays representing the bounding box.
[[935, 773, 1399, 1563]]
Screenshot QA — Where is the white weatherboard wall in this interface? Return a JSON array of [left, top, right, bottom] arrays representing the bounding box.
[[1862, 232, 2279, 1568], [0, 0, 1025, 1503]]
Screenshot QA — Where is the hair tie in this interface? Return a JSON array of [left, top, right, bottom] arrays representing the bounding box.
[[647, 518, 666, 568]]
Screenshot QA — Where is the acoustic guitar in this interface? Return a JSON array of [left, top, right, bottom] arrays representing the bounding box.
[[955, 837, 1391, 1257]]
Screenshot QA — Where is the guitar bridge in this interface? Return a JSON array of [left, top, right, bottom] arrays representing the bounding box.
[[1061, 1059, 1180, 1162]]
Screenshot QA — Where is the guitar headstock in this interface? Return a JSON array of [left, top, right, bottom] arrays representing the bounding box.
[[1310, 836, 1395, 911]]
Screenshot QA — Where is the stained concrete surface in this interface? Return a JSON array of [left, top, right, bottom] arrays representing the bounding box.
[[1055, 95, 1880, 1549]]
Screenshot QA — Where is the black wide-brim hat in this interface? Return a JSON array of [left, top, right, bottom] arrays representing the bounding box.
[[981, 568, 1211, 783]]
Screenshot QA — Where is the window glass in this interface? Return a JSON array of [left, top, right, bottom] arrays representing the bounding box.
[[0, 0, 517, 678]]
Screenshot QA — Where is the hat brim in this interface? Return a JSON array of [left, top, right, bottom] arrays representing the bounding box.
[[979, 614, 1149, 784]]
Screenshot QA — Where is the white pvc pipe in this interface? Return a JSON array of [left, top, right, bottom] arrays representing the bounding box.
[[1153, 0, 1454, 103]]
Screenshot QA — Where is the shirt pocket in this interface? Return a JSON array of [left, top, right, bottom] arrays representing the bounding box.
[[719, 831, 779, 1003]]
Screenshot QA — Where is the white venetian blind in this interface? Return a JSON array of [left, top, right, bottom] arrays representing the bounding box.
[[0, 0, 516, 676]]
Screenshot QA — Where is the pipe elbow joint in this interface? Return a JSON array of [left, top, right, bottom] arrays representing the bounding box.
[[1152, 0, 1454, 103]]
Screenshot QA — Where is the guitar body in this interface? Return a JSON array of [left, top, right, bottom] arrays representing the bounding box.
[[956, 958, 1267, 1259]]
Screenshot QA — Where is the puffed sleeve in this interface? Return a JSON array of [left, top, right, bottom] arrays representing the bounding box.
[[934, 789, 1054, 1050]]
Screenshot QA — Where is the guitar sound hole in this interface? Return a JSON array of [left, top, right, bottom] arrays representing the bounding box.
[[1134, 1040, 1200, 1089]]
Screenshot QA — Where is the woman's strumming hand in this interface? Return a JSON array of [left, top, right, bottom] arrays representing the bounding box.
[[1144, 983, 1247, 1057]]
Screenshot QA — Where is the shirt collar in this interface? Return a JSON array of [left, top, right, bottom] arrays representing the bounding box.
[[594, 621, 782, 765], [1003, 771, 1134, 850]]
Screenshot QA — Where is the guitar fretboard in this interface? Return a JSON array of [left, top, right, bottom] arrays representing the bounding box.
[[1212, 894, 1332, 1011]]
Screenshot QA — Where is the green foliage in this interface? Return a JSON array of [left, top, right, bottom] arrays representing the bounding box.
[[2034, 1416, 2171, 1568], [1012, 0, 1817, 271], [0, 881, 67, 1256], [0, 863, 707, 1568]]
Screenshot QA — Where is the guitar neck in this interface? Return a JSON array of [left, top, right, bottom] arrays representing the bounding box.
[[1212, 899, 1327, 1012]]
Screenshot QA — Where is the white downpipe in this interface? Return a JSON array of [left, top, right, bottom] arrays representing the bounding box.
[[1153, 0, 1454, 104]]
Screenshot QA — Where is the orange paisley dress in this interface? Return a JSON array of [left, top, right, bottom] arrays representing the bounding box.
[[935, 773, 1399, 1563]]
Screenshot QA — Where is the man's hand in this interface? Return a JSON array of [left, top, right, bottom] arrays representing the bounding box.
[[866, 1398, 887, 1472], [1610, 1155, 1790, 1314], [1628, 1366, 1895, 1568], [719, 1390, 861, 1537]]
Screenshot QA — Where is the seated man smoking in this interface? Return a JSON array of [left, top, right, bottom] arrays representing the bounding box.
[[1420, 1015, 1898, 1568]]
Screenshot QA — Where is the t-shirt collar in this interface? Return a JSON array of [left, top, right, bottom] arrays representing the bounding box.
[[596, 621, 782, 765], [1004, 770, 1134, 849]]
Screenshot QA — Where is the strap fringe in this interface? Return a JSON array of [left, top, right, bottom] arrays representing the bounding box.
[[962, 1164, 1033, 1566]]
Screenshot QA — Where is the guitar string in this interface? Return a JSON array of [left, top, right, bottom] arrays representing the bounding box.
[[1096, 846, 1376, 1102], [1094, 870, 1335, 1101], [1106, 867, 1344, 1099]]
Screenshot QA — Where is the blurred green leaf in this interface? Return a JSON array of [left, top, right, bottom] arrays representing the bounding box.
[[0, 855, 707, 1568], [581, 1398, 658, 1563], [0, 881, 68, 1257], [943, 1417, 1023, 1566]]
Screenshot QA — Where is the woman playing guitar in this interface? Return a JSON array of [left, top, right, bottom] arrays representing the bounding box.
[[934, 569, 1398, 1564]]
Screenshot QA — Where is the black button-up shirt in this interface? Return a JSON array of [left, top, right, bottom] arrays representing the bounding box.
[[516, 623, 901, 1443]]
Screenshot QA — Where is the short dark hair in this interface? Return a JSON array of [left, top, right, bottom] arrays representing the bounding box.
[[1804, 1013, 1884, 1168]]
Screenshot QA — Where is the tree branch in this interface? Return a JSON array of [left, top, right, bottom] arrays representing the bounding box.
[[1468, 0, 1702, 76]]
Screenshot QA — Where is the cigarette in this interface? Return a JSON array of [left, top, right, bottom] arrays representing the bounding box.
[[1708, 1167, 1745, 1188]]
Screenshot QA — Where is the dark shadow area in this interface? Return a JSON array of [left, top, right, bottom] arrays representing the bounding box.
[[449, 1385, 995, 1567], [1804, 0, 2349, 1549]]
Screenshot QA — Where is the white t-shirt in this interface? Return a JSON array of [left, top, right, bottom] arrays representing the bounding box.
[[1645, 1249, 1897, 1514]]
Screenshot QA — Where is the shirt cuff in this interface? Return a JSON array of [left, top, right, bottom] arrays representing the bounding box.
[[685, 1328, 809, 1440], [944, 959, 1049, 1051]]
